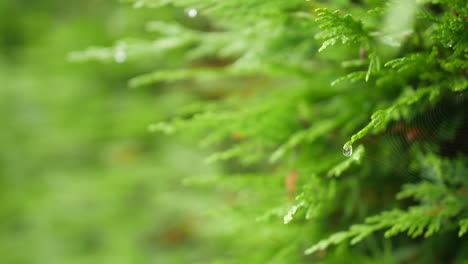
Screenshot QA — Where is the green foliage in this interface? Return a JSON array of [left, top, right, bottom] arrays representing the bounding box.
[[307, 153, 468, 255], [71, 0, 467, 262], [3, 0, 468, 263], [314, 8, 370, 52]]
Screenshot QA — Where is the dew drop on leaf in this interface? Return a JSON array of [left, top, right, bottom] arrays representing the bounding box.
[[343, 145, 352, 157], [114, 50, 126, 63], [186, 8, 198, 18]]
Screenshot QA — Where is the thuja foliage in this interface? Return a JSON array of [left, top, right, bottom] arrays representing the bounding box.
[[73, 0, 468, 262]]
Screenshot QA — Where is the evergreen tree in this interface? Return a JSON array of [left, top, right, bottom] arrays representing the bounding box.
[[2, 0, 466, 263], [74, 0, 467, 262]]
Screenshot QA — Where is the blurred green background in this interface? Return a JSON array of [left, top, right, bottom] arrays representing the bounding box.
[[0, 1, 230, 263], [4, 1, 466, 263]]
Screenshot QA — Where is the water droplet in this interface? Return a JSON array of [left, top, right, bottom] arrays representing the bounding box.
[[343, 145, 352, 157], [114, 50, 126, 63], [186, 8, 198, 18]]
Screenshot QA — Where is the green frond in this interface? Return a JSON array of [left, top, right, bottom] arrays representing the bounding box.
[[314, 8, 370, 52]]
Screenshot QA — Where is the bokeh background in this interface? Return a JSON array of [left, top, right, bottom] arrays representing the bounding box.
[[2, 1, 467, 263], [0, 1, 232, 263]]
